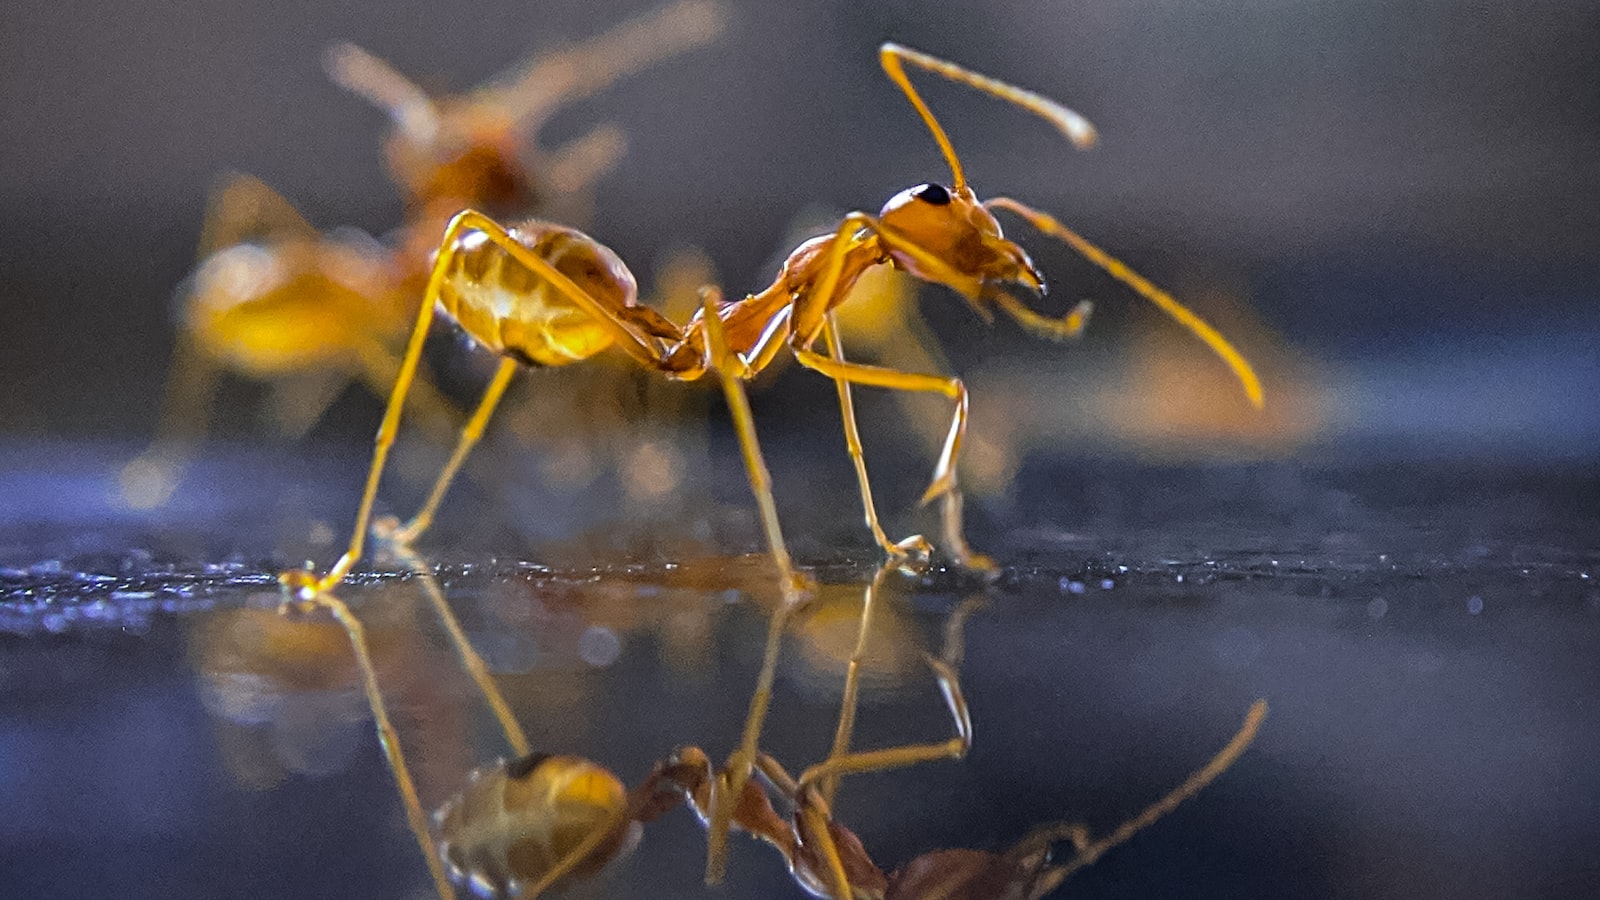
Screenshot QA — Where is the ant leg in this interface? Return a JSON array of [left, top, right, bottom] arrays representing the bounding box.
[[279, 235, 445, 600], [822, 315, 933, 562], [1025, 699, 1268, 882], [489, 0, 730, 130], [545, 123, 629, 196], [791, 346, 995, 572], [384, 541, 530, 757], [986, 197, 1264, 409], [322, 42, 439, 146], [195, 172, 320, 259], [123, 174, 315, 510], [119, 334, 219, 509], [699, 284, 811, 885], [283, 590, 457, 900], [795, 650, 972, 795], [817, 562, 893, 809], [285, 210, 671, 600], [264, 371, 351, 441], [385, 357, 519, 547]]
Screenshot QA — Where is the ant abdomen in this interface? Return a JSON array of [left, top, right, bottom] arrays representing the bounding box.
[[187, 236, 401, 374], [436, 752, 637, 898], [435, 221, 640, 368]]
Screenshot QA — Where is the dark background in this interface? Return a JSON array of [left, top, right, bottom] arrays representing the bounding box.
[[2, 0, 1596, 457]]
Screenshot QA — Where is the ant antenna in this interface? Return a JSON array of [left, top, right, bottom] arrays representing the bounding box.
[[324, 42, 441, 145], [880, 43, 1099, 191]]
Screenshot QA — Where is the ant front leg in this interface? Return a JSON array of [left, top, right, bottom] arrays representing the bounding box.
[[278, 238, 443, 600], [796, 215, 994, 573], [792, 341, 993, 574], [822, 315, 934, 564]]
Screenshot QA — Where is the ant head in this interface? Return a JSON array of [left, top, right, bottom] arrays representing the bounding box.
[[388, 107, 541, 217], [878, 182, 1043, 300], [436, 752, 637, 896]]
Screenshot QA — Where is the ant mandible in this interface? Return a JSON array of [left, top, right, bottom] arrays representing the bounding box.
[[282, 40, 1265, 884]]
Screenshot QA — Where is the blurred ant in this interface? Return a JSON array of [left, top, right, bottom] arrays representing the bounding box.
[[324, 0, 729, 272], [282, 39, 1265, 883], [118, 0, 728, 509]]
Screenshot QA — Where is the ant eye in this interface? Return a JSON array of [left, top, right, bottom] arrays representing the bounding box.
[[913, 183, 951, 205]]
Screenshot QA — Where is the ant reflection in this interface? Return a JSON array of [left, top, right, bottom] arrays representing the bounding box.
[[427, 564, 1266, 900], [246, 549, 1266, 900]]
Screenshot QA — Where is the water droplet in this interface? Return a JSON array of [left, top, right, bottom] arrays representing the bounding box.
[[1466, 595, 1484, 615], [1366, 597, 1388, 620]]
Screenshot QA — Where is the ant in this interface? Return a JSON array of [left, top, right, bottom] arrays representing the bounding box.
[[282, 40, 1265, 884], [118, 0, 728, 509]]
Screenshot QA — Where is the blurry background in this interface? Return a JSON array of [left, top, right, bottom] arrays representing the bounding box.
[[2, 0, 1596, 461]]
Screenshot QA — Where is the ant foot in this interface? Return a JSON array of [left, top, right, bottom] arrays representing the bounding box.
[[277, 566, 324, 605], [887, 534, 934, 569]]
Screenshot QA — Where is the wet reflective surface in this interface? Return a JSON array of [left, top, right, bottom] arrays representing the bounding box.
[[2, 443, 1596, 898]]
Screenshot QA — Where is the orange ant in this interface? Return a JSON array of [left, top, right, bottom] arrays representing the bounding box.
[[281, 40, 1265, 884], [118, 1, 728, 509]]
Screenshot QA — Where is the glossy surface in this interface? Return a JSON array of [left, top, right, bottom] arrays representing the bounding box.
[[2, 443, 1596, 898]]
